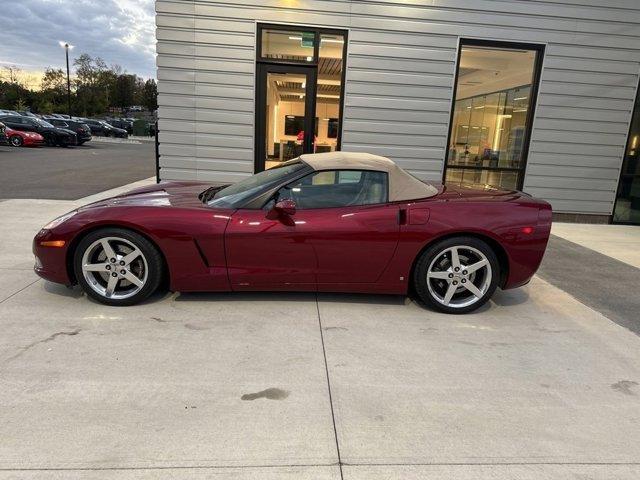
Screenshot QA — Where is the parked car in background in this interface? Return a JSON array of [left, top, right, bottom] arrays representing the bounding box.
[[0, 115, 76, 147], [0, 109, 20, 116], [46, 118, 92, 145], [80, 118, 128, 138], [0, 121, 6, 145], [105, 118, 133, 134], [5, 127, 45, 147], [18, 111, 39, 118]]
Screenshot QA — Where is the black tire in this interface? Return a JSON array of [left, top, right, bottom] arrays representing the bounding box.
[[9, 135, 23, 147], [43, 133, 56, 146], [73, 228, 163, 306], [103, 130, 110, 137], [78, 140, 86, 146], [413, 236, 500, 314]]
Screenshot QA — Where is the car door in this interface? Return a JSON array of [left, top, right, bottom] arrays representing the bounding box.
[[281, 170, 400, 285], [225, 169, 400, 290], [3, 116, 26, 131], [224, 208, 317, 290]]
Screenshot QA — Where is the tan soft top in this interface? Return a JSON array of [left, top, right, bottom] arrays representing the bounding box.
[[299, 151, 437, 202]]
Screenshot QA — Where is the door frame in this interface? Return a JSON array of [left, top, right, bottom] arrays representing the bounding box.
[[255, 63, 318, 173], [254, 23, 349, 173]]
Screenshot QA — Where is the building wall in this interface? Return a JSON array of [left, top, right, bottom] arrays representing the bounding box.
[[155, 0, 640, 215]]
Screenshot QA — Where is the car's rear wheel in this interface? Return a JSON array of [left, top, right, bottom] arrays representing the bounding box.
[[73, 228, 163, 306], [43, 133, 55, 146], [413, 236, 499, 314], [9, 135, 23, 147]]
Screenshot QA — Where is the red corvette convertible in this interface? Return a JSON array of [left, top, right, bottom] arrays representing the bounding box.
[[6, 127, 45, 147], [33, 152, 552, 313]]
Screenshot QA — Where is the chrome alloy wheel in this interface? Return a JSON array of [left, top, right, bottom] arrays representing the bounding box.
[[81, 236, 148, 300], [426, 245, 492, 309]]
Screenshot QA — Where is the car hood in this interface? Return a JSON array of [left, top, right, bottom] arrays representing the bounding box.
[[79, 181, 216, 210]]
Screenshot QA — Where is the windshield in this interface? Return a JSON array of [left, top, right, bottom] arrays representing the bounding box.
[[35, 118, 54, 128], [208, 161, 306, 208]]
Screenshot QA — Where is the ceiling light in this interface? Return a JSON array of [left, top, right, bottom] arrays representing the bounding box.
[[514, 96, 528, 101], [288, 36, 302, 41], [321, 38, 344, 44], [306, 56, 312, 61]]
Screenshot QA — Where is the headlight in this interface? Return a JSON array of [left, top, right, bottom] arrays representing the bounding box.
[[43, 210, 77, 230]]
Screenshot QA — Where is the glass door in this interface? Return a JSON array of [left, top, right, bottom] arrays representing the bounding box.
[[256, 64, 317, 171]]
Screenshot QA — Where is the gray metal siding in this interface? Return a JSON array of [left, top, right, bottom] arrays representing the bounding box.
[[156, 0, 640, 215]]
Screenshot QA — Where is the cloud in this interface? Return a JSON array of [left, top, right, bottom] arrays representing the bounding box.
[[0, 0, 157, 80]]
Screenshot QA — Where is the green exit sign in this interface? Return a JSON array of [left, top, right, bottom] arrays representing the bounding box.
[[301, 32, 314, 48]]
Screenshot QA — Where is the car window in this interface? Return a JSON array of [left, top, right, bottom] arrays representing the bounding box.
[[35, 118, 54, 128], [11, 117, 27, 125], [276, 170, 388, 209], [208, 161, 307, 208]]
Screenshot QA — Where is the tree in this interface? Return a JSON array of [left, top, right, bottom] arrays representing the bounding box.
[[142, 79, 158, 111], [73, 54, 111, 116], [14, 98, 27, 111], [40, 68, 67, 112]]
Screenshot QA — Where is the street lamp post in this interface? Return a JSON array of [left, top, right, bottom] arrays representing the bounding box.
[[59, 41, 73, 117]]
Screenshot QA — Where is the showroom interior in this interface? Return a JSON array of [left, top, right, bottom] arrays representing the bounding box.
[[156, 1, 640, 224]]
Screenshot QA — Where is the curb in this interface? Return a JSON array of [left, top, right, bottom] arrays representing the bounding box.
[[90, 136, 155, 145]]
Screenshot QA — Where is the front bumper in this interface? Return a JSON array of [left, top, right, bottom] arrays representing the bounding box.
[[33, 229, 72, 285]]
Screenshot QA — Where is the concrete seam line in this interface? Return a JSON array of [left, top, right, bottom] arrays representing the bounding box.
[[316, 292, 344, 480], [0, 463, 339, 472], [0, 278, 41, 304]]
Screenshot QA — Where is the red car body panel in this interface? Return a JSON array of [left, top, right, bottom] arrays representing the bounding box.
[[6, 127, 44, 146], [33, 181, 551, 295]]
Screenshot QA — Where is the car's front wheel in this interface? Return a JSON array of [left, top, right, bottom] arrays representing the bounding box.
[[413, 236, 499, 314], [9, 135, 23, 147], [73, 228, 163, 306]]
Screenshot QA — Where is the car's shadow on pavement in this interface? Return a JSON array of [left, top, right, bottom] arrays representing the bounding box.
[[175, 291, 408, 306], [43, 281, 530, 310]]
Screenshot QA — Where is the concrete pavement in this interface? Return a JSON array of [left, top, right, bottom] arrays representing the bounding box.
[[552, 222, 640, 270], [1, 187, 640, 479]]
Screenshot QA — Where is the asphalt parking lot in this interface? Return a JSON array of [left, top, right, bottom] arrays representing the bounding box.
[[1, 184, 640, 479], [0, 141, 155, 200]]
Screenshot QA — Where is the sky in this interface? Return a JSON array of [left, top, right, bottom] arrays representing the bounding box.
[[0, 0, 156, 88]]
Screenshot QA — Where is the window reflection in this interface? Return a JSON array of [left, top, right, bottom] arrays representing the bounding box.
[[314, 34, 344, 154], [261, 29, 315, 62], [613, 86, 640, 224], [445, 44, 539, 191]]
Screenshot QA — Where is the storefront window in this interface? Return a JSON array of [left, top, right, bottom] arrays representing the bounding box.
[[613, 83, 640, 224], [445, 41, 543, 191]]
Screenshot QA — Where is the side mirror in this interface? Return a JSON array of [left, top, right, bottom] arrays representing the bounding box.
[[274, 198, 296, 216]]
